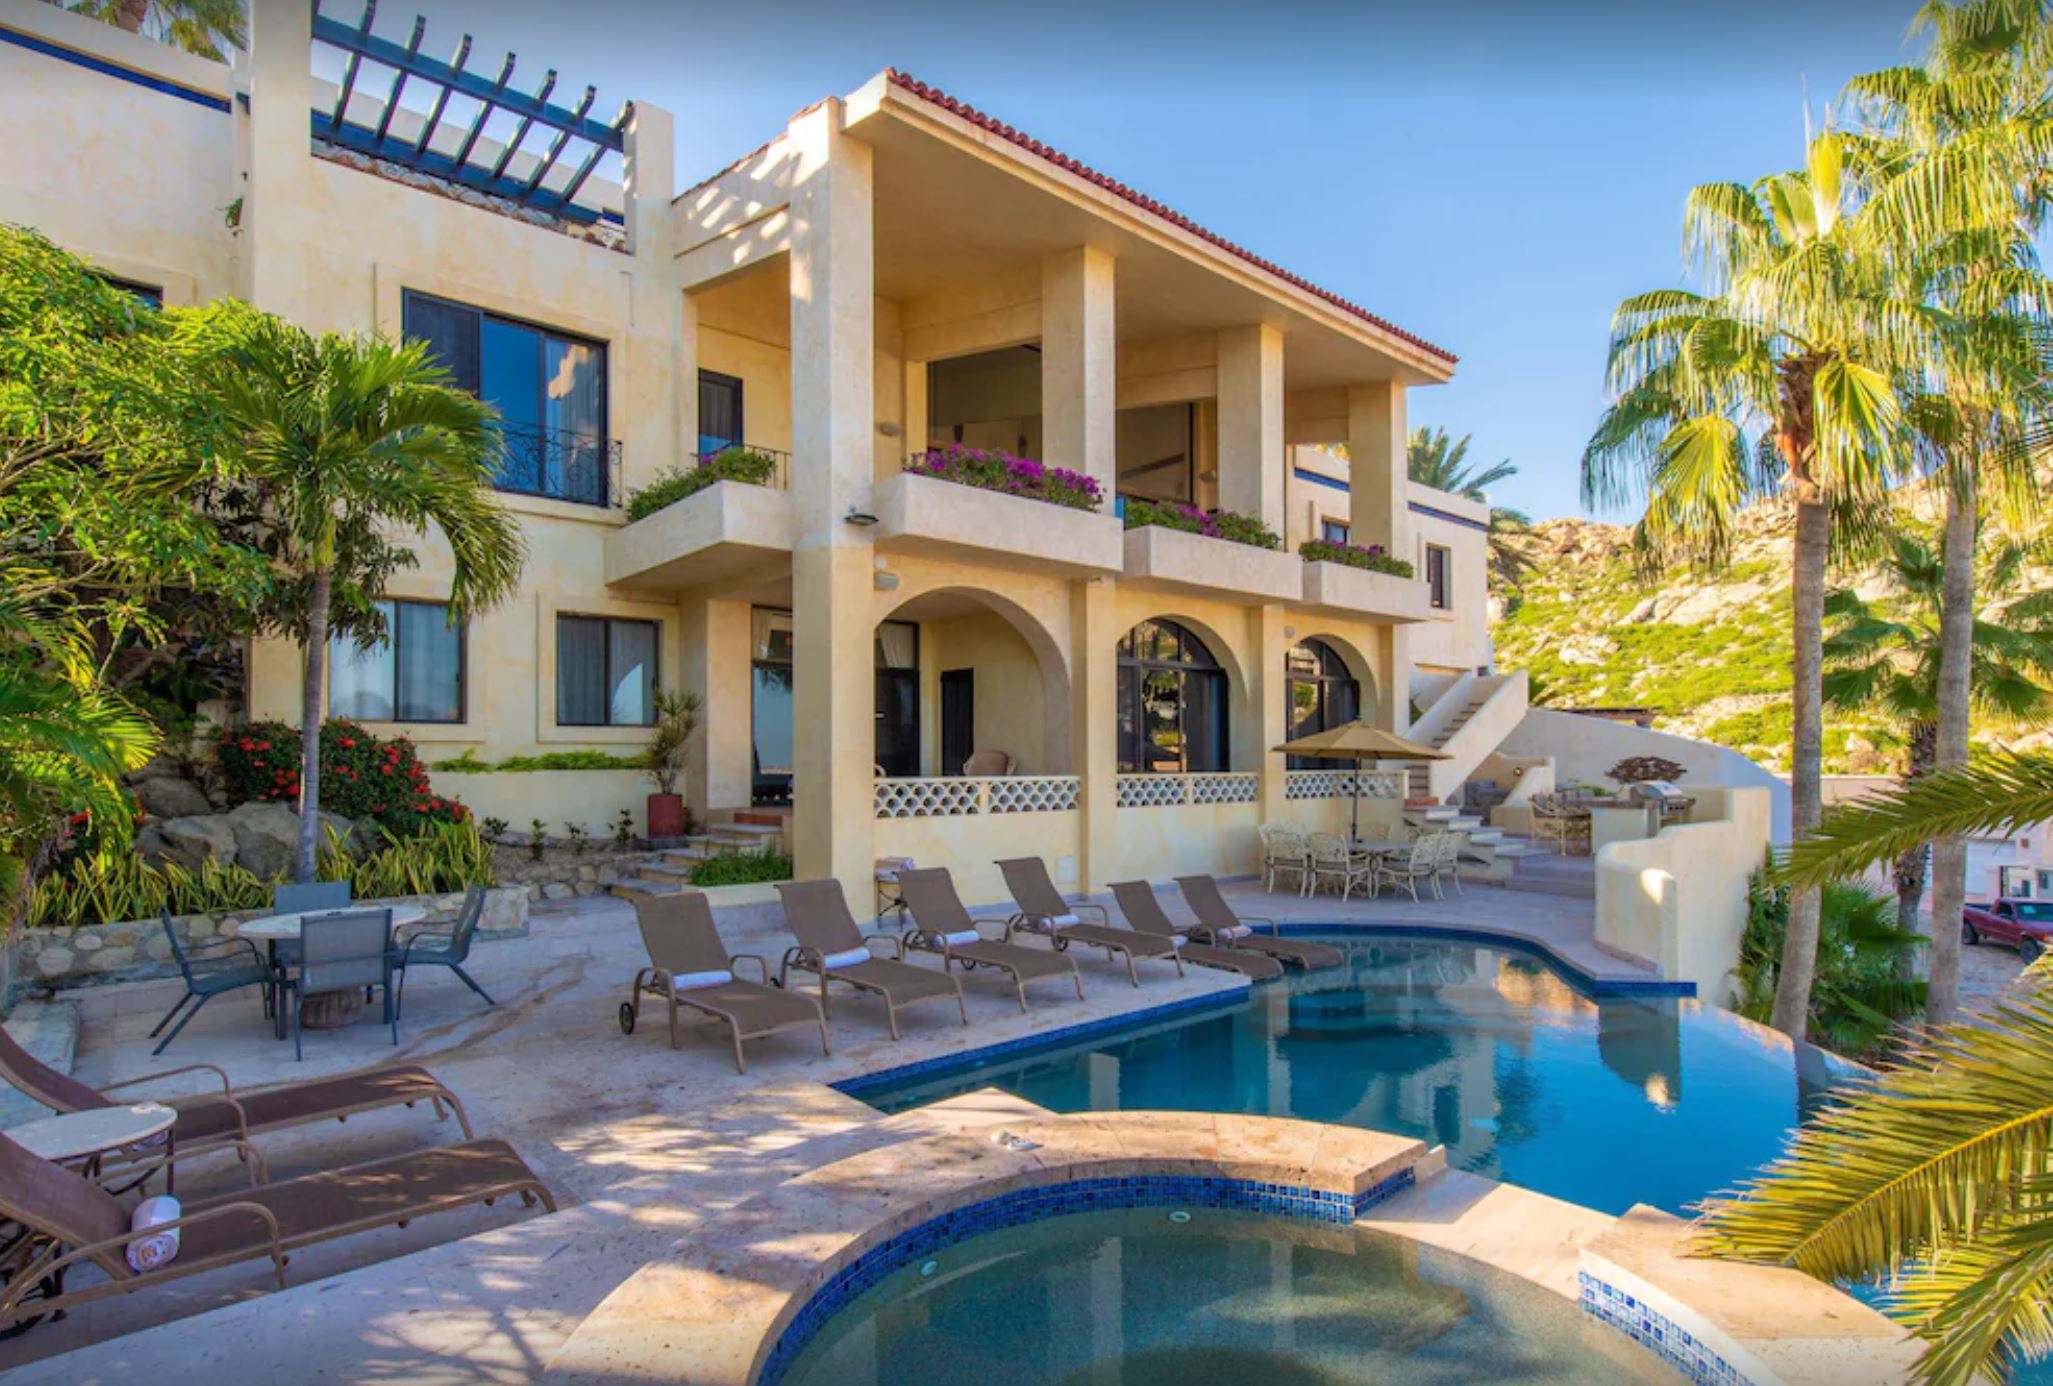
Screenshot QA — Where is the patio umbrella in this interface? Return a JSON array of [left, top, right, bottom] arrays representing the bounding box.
[[1272, 721, 1451, 841]]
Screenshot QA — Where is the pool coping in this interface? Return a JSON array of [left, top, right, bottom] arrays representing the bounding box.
[[832, 923, 1691, 1105]]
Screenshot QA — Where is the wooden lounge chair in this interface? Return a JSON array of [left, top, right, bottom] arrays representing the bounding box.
[[994, 856, 1184, 988], [0, 1128, 554, 1331], [619, 892, 827, 1072], [894, 868, 1083, 1011], [1172, 876, 1345, 971], [0, 1022, 474, 1181], [1108, 881, 1285, 982], [775, 880, 967, 1039]]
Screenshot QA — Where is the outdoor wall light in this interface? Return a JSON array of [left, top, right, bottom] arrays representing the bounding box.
[[875, 571, 901, 591], [844, 508, 879, 527], [877, 421, 903, 437]]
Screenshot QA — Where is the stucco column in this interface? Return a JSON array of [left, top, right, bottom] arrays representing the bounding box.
[[1217, 324, 1285, 531], [680, 596, 752, 820], [622, 102, 681, 493], [1375, 625, 1413, 738], [1251, 605, 1290, 828], [245, 0, 315, 324], [1347, 381, 1409, 558], [903, 358, 929, 455], [787, 101, 877, 900], [1071, 577, 1119, 892], [1041, 247, 1117, 494]]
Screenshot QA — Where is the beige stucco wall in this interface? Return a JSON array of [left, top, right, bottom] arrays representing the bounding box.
[[921, 610, 1050, 776]]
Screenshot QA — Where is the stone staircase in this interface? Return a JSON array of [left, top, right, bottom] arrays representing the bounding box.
[[1402, 803, 1534, 883], [610, 810, 790, 898]]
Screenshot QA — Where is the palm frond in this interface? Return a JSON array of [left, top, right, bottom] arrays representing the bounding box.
[[1785, 752, 2053, 885]]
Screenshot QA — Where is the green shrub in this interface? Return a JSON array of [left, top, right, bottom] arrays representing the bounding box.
[[689, 848, 793, 887], [217, 720, 467, 837], [321, 820, 495, 899], [1121, 499, 1281, 550], [1299, 538, 1415, 577], [1730, 867, 1925, 1061], [626, 447, 781, 521], [430, 749, 641, 772]]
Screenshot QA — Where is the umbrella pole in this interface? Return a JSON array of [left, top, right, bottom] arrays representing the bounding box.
[[1350, 760, 1362, 841]]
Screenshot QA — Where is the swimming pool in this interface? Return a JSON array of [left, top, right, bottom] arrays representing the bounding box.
[[849, 933, 1859, 1217], [776, 1205, 1674, 1385]]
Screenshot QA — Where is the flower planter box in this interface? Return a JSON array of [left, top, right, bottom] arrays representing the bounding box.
[[1300, 560, 1432, 623], [873, 472, 1124, 576], [1122, 524, 1301, 604], [606, 480, 795, 589]]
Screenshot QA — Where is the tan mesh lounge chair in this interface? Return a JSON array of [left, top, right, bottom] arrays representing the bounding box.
[[994, 856, 1184, 988], [775, 880, 967, 1039], [0, 1128, 554, 1331], [1172, 876, 1345, 971], [620, 892, 827, 1072], [1108, 881, 1285, 982], [0, 1022, 472, 1182], [894, 868, 1083, 1012]]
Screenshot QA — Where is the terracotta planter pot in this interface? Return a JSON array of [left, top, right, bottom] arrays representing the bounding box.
[[646, 793, 686, 839]]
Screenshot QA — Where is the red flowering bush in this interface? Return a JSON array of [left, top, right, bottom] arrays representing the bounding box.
[[216, 720, 468, 837]]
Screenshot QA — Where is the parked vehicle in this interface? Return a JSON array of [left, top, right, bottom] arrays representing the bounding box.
[[1961, 897, 2053, 964]]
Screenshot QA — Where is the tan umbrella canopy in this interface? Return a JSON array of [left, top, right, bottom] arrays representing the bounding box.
[[1272, 721, 1451, 840]]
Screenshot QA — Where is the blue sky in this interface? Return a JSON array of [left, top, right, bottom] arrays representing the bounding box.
[[400, 0, 1925, 522]]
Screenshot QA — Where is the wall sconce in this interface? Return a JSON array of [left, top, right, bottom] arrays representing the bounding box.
[[877, 421, 903, 438], [1283, 625, 1297, 639], [844, 508, 879, 527], [874, 571, 901, 591]]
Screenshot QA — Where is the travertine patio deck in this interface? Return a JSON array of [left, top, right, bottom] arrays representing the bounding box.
[[0, 877, 1650, 1382]]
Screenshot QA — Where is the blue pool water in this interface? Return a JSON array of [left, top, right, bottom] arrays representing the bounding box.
[[778, 1206, 1672, 1386], [854, 934, 1859, 1218]]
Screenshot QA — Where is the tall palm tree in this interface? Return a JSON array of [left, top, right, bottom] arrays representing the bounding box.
[[215, 320, 525, 881], [1788, 749, 2053, 887], [1404, 426, 1534, 589], [66, 0, 245, 59], [1583, 130, 1925, 1039], [1824, 525, 2053, 938]]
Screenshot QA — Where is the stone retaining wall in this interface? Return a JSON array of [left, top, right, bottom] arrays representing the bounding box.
[[499, 848, 652, 902], [14, 884, 529, 993]]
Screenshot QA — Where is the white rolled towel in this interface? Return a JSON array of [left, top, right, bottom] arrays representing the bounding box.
[[938, 930, 980, 947], [821, 946, 873, 970], [126, 1195, 180, 1273], [1218, 925, 1254, 941], [670, 969, 733, 991]]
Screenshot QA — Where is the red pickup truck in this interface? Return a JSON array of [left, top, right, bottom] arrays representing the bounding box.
[[1962, 898, 2053, 964]]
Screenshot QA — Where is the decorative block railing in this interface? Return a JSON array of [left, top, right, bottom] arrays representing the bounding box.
[[874, 776, 1079, 819], [1115, 772, 1260, 808], [1284, 770, 1405, 801]]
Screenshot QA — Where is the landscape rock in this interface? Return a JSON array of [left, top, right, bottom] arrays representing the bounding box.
[[132, 825, 173, 865], [227, 801, 304, 877], [158, 815, 237, 868], [130, 775, 214, 820]]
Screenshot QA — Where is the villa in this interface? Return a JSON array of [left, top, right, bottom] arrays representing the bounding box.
[[0, 3, 1919, 1384]]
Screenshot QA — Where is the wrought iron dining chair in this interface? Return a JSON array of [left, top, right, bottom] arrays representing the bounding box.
[[149, 912, 276, 1056], [394, 886, 495, 1023], [1307, 832, 1370, 900]]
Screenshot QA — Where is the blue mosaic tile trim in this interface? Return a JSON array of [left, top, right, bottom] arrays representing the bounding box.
[[757, 1169, 1416, 1386], [831, 988, 1245, 1098], [1579, 1271, 1751, 1385], [0, 28, 233, 112], [1268, 922, 1697, 999]]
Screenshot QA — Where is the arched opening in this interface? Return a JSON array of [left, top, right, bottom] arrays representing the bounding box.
[[1118, 618, 1229, 774], [1285, 637, 1361, 769], [877, 586, 1071, 777]]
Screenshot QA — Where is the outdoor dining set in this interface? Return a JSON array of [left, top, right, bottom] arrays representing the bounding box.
[[149, 882, 497, 1060], [1257, 825, 1466, 902]]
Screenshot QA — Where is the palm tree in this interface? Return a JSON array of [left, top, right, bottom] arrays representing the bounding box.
[[1788, 750, 2053, 888], [1694, 977, 2053, 1385], [1404, 426, 1534, 589], [66, 0, 245, 59], [1583, 130, 1925, 1039], [1824, 525, 2053, 939], [215, 320, 524, 881]]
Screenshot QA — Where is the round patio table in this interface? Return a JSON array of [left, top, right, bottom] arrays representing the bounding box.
[[242, 905, 427, 1032], [8, 1102, 178, 1190]]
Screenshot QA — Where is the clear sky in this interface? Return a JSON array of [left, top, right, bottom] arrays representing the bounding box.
[[387, 0, 1926, 522]]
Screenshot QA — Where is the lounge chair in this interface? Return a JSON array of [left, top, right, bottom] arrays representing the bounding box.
[[0, 1128, 554, 1331], [1107, 881, 1285, 982], [620, 892, 827, 1071], [0, 1024, 476, 1181], [1172, 876, 1344, 971], [994, 856, 1184, 987], [894, 868, 1083, 1011], [775, 880, 967, 1039]]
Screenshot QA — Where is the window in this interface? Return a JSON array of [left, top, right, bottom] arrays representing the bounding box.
[[1320, 519, 1350, 545], [1285, 639, 1360, 769], [874, 621, 920, 778], [1425, 545, 1452, 609], [403, 290, 610, 507], [556, 616, 657, 726], [329, 600, 464, 723], [698, 370, 744, 456], [100, 275, 162, 309], [1117, 619, 1227, 774], [751, 609, 795, 805]]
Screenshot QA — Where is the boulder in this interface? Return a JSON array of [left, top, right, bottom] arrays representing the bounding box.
[[226, 801, 304, 878], [132, 825, 173, 866], [158, 815, 237, 868], [131, 775, 213, 821]]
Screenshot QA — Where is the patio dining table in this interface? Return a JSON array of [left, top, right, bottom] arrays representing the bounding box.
[[240, 905, 427, 1034]]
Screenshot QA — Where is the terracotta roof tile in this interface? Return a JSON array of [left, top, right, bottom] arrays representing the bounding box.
[[884, 69, 1456, 365]]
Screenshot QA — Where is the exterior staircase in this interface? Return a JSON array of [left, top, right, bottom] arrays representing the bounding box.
[[610, 808, 790, 898], [1402, 803, 1535, 883]]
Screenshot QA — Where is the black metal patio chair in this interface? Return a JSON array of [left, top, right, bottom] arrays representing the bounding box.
[[149, 912, 275, 1056], [395, 886, 496, 1022]]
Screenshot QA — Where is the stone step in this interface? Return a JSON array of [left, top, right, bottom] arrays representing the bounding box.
[[635, 860, 694, 878], [611, 875, 686, 898], [663, 848, 713, 866]]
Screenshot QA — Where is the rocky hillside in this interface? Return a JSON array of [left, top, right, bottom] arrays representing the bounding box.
[[1489, 497, 2049, 776]]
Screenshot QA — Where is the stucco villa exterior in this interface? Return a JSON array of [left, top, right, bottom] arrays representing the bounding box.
[[1, 0, 1779, 993]]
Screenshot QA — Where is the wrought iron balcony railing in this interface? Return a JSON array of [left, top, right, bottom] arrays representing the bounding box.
[[494, 422, 622, 509]]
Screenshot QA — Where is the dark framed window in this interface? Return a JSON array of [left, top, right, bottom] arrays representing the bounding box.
[[1425, 545, 1452, 609], [100, 275, 163, 309], [1285, 639, 1360, 769], [1320, 519, 1350, 545], [874, 620, 920, 778], [556, 616, 657, 726], [698, 370, 744, 456], [402, 290, 610, 507], [329, 599, 465, 723], [750, 608, 795, 805], [1117, 619, 1227, 774]]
